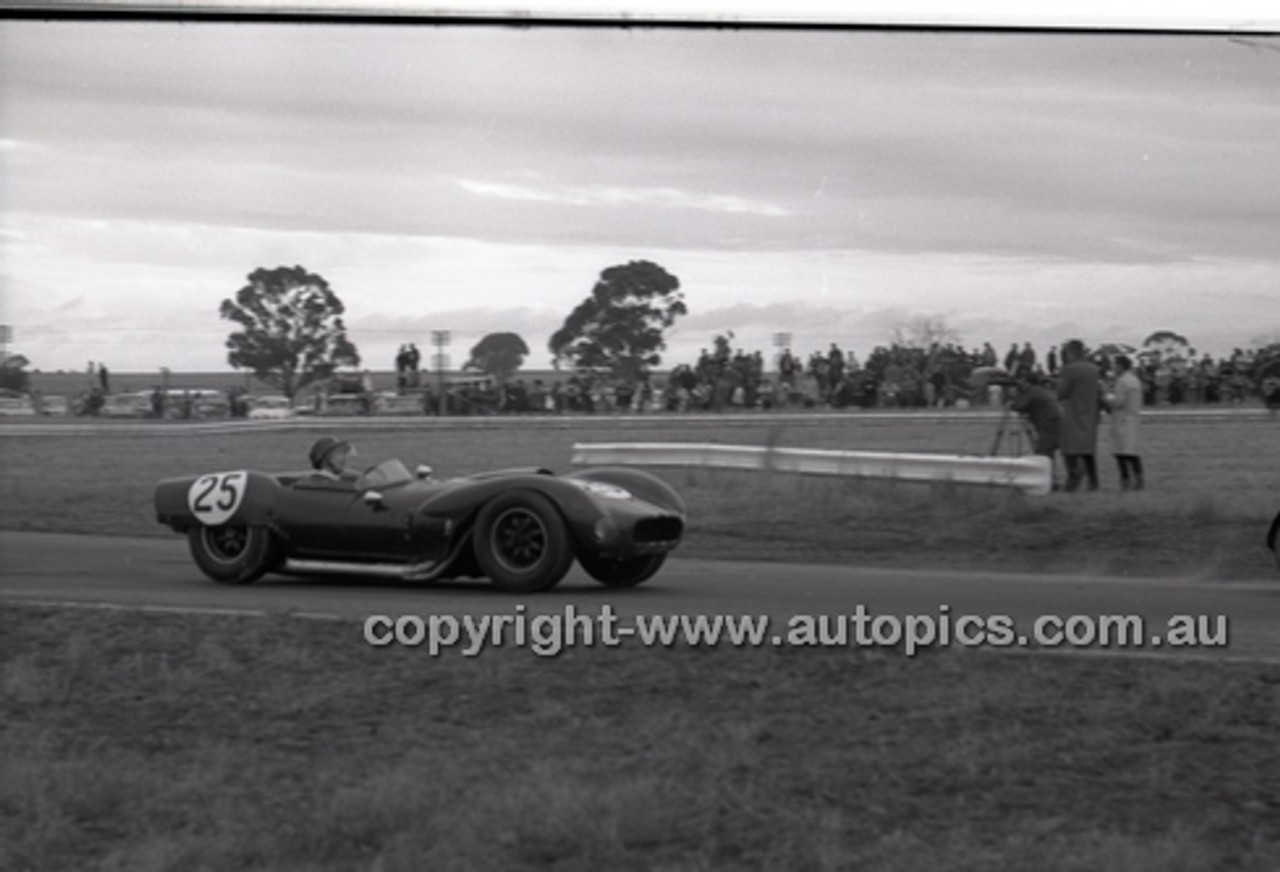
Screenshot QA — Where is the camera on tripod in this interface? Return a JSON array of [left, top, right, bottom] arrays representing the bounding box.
[[968, 366, 1038, 456], [991, 401, 1038, 456]]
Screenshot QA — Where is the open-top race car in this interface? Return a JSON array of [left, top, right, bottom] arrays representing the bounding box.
[[154, 449, 685, 592]]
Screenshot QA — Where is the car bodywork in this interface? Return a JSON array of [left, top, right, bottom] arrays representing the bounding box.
[[155, 459, 685, 592]]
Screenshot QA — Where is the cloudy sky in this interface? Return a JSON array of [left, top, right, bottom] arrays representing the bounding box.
[[2, 18, 1279, 373]]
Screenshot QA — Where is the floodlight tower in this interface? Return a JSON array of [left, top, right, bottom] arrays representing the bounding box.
[[772, 331, 792, 374], [431, 330, 451, 416]]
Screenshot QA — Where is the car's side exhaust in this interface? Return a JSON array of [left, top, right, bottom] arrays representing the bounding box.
[[280, 528, 476, 582], [282, 557, 447, 582]]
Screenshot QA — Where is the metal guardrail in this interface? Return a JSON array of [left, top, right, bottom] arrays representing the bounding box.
[[572, 442, 1054, 495]]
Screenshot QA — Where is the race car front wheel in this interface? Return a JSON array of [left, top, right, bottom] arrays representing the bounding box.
[[578, 551, 667, 588], [188, 525, 277, 585], [473, 491, 574, 592]]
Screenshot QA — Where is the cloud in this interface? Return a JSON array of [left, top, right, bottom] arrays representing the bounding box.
[[458, 179, 790, 217], [6, 25, 1280, 372]]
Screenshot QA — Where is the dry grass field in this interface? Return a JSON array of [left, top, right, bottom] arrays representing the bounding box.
[[4, 413, 1278, 869], [3, 606, 1278, 872], [2, 412, 1276, 578]]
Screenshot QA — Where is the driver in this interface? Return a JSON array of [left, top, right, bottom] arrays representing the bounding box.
[[308, 436, 359, 482]]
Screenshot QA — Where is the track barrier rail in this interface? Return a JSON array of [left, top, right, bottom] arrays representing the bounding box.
[[572, 442, 1053, 495]]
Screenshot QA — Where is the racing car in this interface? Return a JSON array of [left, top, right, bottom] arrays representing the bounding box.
[[154, 455, 685, 592]]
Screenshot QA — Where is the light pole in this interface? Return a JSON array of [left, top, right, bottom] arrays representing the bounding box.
[[772, 332, 792, 373], [431, 330, 451, 416]]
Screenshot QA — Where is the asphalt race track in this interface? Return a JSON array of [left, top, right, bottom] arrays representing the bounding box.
[[3, 530, 1277, 662]]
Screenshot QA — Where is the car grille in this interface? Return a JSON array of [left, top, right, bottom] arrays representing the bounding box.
[[635, 516, 683, 543]]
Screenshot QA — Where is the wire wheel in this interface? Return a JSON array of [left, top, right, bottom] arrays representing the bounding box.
[[489, 507, 550, 574], [187, 525, 276, 585], [202, 525, 250, 563], [473, 491, 574, 593]]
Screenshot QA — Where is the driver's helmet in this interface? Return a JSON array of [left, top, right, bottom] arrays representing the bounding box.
[[309, 436, 354, 471]]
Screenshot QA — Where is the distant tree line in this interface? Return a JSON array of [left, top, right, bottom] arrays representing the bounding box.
[[218, 260, 687, 397], [190, 262, 1271, 415]]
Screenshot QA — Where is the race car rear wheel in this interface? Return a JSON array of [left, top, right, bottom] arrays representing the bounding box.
[[473, 491, 574, 593], [578, 552, 667, 588], [188, 525, 277, 585]]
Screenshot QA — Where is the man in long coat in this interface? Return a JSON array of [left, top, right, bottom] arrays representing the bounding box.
[[1056, 339, 1102, 491], [1109, 354, 1144, 489]]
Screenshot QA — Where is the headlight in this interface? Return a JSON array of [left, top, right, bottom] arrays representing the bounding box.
[[573, 480, 632, 500]]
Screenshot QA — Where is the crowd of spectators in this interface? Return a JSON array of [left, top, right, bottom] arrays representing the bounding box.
[[396, 336, 1280, 416], [58, 335, 1280, 418]]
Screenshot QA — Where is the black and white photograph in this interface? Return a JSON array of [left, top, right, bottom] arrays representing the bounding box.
[[3, 2, 1280, 868]]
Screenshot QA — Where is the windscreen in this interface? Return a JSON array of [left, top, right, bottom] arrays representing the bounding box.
[[357, 458, 412, 490]]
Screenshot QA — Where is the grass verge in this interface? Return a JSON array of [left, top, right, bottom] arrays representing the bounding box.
[[1, 414, 1276, 578], [3, 606, 1279, 871]]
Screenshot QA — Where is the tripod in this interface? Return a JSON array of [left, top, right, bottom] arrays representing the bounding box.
[[990, 405, 1038, 456]]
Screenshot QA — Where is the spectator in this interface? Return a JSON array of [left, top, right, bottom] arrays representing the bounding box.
[[395, 345, 408, 392], [1108, 355, 1145, 490], [407, 343, 421, 387], [827, 343, 845, 392], [83, 386, 104, 416], [1056, 339, 1103, 492], [1010, 373, 1063, 489], [1003, 343, 1020, 372], [1017, 342, 1036, 375]]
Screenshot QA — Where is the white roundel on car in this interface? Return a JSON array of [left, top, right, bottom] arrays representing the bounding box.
[[187, 471, 249, 525]]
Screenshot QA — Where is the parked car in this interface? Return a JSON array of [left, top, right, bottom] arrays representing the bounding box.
[[157, 389, 231, 419], [319, 393, 368, 416], [0, 389, 34, 416], [100, 391, 152, 418], [247, 394, 296, 420], [373, 391, 425, 416], [38, 394, 69, 416]]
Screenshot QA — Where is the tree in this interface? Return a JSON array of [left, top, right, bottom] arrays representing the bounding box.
[[464, 332, 529, 384], [220, 266, 360, 398], [890, 315, 961, 350], [0, 353, 30, 394], [548, 260, 686, 381], [1141, 330, 1192, 370]]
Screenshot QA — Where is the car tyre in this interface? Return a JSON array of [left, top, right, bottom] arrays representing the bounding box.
[[578, 551, 667, 588], [188, 525, 277, 585], [473, 491, 574, 593], [1269, 511, 1280, 572]]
